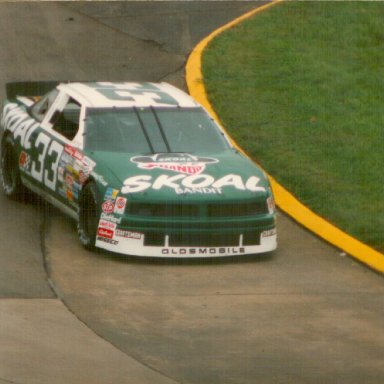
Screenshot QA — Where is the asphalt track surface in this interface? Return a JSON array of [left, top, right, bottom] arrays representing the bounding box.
[[0, 2, 383, 384]]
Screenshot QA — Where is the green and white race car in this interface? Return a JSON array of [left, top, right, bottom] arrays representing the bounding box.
[[1, 81, 276, 257]]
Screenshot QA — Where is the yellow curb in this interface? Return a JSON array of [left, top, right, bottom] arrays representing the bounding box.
[[185, 0, 384, 274]]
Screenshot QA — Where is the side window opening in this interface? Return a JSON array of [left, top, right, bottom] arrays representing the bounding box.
[[29, 89, 59, 122], [51, 98, 81, 141]]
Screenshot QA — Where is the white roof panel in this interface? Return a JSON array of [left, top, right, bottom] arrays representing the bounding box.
[[59, 82, 199, 108]]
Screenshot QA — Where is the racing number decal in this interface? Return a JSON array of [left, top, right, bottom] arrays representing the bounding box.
[[3, 103, 64, 192], [31, 132, 50, 182], [96, 82, 177, 106], [44, 140, 64, 191], [30, 131, 64, 191]]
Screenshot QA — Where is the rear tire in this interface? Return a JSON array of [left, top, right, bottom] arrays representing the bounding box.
[[78, 182, 100, 249], [1, 135, 24, 199]]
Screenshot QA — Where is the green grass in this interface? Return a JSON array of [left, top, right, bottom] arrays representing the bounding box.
[[202, 2, 384, 252]]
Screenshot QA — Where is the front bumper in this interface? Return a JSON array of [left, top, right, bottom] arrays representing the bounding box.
[[95, 214, 277, 258]]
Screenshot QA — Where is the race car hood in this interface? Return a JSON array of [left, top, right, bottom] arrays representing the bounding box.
[[88, 151, 270, 203]]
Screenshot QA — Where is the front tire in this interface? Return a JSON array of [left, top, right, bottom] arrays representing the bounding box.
[[78, 182, 100, 249], [1, 134, 24, 199]]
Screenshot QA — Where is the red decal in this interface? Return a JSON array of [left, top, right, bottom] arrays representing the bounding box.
[[141, 163, 204, 175], [131, 154, 218, 176], [97, 228, 114, 239], [66, 190, 73, 201], [65, 174, 74, 187], [79, 170, 88, 184], [19, 151, 28, 167], [102, 200, 115, 214], [64, 145, 84, 161], [98, 220, 116, 230], [116, 197, 126, 209]]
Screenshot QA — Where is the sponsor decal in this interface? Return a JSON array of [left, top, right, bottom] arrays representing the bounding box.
[[60, 152, 73, 165], [65, 174, 74, 188], [72, 182, 81, 193], [261, 228, 277, 238], [19, 151, 31, 171], [267, 196, 275, 214], [59, 146, 96, 188], [79, 170, 88, 185], [64, 144, 84, 162], [65, 164, 76, 175], [114, 197, 127, 214], [102, 200, 115, 214], [97, 236, 118, 245], [66, 190, 74, 201], [100, 213, 122, 224], [131, 153, 218, 175], [82, 156, 96, 170], [121, 173, 266, 194], [98, 220, 117, 231], [57, 144, 95, 197], [104, 187, 119, 201], [161, 247, 245, 256], [57, 166, 64, 182], [97, 227, 114, 239], [176, 187, 222, 195], [115, 229, 142, 239]]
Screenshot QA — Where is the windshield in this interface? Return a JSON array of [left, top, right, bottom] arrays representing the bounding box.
[[83, 107, 230, 154]]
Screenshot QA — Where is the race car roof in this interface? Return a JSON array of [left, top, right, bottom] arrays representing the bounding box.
[[58, 82, 200, 109]]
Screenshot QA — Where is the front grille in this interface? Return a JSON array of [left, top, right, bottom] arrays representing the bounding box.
[[243, 231, 262, 246], [127, 203, 199, 217], [169, 232, 240, 247], [207, 202, 267, 217], [127, 201, 268, 218], [142, 230, 262, 247], [144, 232, 165, 246]]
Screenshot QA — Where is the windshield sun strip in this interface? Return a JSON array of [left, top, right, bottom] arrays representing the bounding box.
[[133, 107, 155, 154], [150, 106, 172, 153]]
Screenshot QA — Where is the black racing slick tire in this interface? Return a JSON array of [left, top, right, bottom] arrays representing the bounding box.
[[1, 134, 24, 199], [78, 182, 100, 250]]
